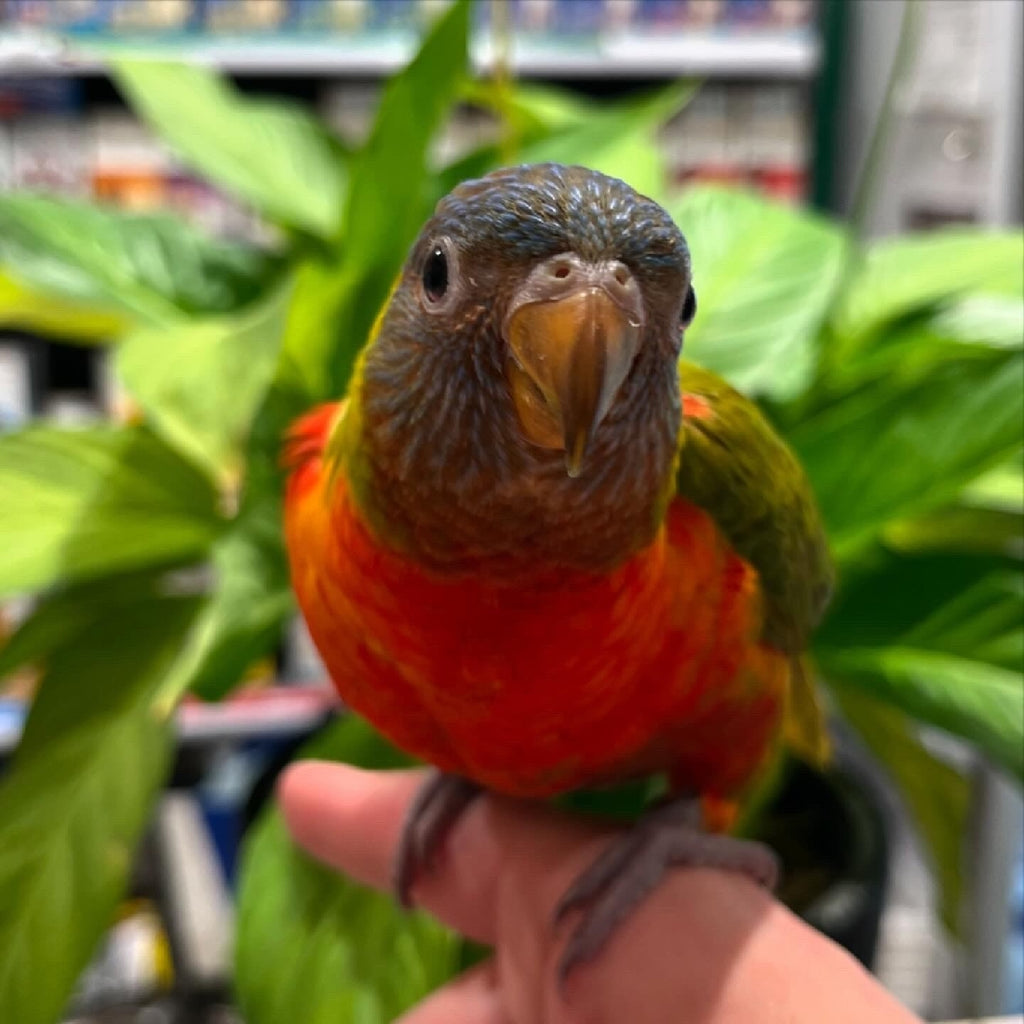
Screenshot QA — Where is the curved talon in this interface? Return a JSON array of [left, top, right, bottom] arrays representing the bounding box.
[[393, 772, 481, 908], [554, 798, 779, 987]]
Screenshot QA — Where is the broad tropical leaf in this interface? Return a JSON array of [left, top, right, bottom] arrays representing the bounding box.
[[114, 61, 346, 240], [670, 187, 848, 400], [235, 716, 461, 1024], [164, 487, 293, 701], [0, 193, 279, 323], [821, 648, 1022, 782], [521, 81, 697, 199], [793, 355, 1023, 555], [0, 425, 221, 597], [0, 271, 126, 342], [832, 230, 1024, 346], [0, 593, 201, 1024], [116, 280, 291, 480]]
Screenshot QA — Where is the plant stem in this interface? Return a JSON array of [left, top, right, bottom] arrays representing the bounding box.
[[490, 0, 519, 164], [850, 0, 922, 237]]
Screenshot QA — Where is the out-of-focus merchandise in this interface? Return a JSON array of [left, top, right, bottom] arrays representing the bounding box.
[[3, 0, 113, 33], [88, 108, 262, 239], [0, 123, 11, 187], [290, 0, 372, 34], [1, 0, 815, 38], [321, 81, 380, 147], [1007, 848, 1024, 1014], [107, 0, 198, 34], [282, 613, 328, 683], [4, 0, 191, 34], [433, 102, 501, 166], [0, 79, 87, 194], [747, 83, 807, 202], [11, 116, 89, 193], [0, 334, 35, 430], [68, 899, 175, 1016], [0, 77, 81, 119], [203, 0, 290, 35], [661, 83, 807, 202], [510, 0, 815, 35], [90, 110, 169, 210]]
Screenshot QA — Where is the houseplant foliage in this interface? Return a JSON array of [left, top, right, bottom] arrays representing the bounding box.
[[0, 2, 1021, 1020]]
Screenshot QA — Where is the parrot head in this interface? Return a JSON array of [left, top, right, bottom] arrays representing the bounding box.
[[351, 163, 696, 571]]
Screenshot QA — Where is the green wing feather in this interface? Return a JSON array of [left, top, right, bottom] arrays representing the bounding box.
[[674, 360, 833, 657]]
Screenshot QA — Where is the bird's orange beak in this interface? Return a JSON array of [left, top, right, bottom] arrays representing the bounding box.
[[504, 254, 644, 477]]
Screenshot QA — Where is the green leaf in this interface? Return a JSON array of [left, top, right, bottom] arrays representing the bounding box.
[[464, 78, 598, 137], [815, 549, 1014, 654], [961, 456, 1024, 513], [670, 186, 848, 400], [286, 0, 472, 399], [816, 545, 1023, 779], [0, 193, 280, 324], [821, 647, 1022, 782], [833, 230, 1024, 345], [0, 569, 164, 680], [898, 571, 1024, 672], [521, 81, 696, 199], [0, 425, 221, 598], [116, 280, 291, 480], [793, 355, 1024, 554], [0, 591, 201, 1024], [833, 689, 970, 932], [820, 318, 1017, 394], [276, 256, 355, 402], [0, 270, 127, 342], [165, 487, 293, 702], [235, 716, 461, 1024], [930, 294, 1024, 350], [113, 61, 346, 240], [883, 505, 1024, 560]]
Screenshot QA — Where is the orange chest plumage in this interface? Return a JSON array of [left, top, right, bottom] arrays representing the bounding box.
[[286, 432, 788, 800]]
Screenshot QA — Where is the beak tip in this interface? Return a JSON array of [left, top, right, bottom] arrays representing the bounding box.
[[565, 430, 588, 478]]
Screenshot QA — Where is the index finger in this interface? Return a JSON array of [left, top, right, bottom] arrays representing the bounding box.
[[277, 761, 609, 944]]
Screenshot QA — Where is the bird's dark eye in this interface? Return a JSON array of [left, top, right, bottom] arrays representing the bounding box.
[[422, 247, 449, 303], [681, 285, 697, 327]]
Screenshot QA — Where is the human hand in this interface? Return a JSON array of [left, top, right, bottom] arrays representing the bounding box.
[[280, 762, 921, 1024]]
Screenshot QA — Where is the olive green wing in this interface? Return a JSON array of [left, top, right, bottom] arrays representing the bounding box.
[[674, 360, 833, 657]]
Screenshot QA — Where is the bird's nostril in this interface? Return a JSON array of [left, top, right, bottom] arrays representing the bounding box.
[[613, 267, 630, 287], [553, 263, 571, 280]]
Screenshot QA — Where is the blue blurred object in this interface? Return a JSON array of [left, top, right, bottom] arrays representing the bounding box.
[[366, 0, 417, 32], [195, 745, 261, 887], [290, 0, 371, 34], [553, 0, 604, 35], [1006, 842, 1024, 1013], [723, 0, 771, 28], [637, 0, 689, 30], [0, 77, 82, 118], [201, 0, 290, 34], [4, 0, 113, 32]]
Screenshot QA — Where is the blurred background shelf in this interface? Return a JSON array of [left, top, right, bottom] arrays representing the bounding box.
[[0, 27, 819, 77]]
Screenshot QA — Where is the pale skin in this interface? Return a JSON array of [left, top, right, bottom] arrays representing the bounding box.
[[280, 762, 923, 1024]]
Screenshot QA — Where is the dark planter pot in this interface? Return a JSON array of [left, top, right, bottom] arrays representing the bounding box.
[[752, 755, 891, 969]]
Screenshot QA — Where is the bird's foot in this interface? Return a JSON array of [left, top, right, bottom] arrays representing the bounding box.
[[554, 797, 778, 985], [393, 771, 481, 908]]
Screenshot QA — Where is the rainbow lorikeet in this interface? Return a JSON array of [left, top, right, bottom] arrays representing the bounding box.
[[284, 163, 833, 981]]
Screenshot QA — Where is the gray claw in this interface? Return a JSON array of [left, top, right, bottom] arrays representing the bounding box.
[[393, 772, 481, 908], [554, 798, 779, 987]]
